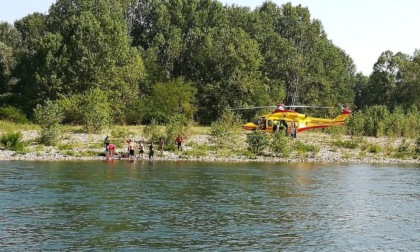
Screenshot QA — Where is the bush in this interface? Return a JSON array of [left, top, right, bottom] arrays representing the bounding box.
[[331, 138, 360, 149], [293, 141, 320, 154], [143, 119, 162, 142], [416, 137, 420, 155], [34, 100, 64, 146], [166, 113, 193, 146], [0, 106, 29, 124], [246, 130, 269, 155], [123, 98, 145, 125], [366, 144, 381, 154], [0, 131, 25, 151], [57, 89, 111, 133], [270, 131, 291, 157], [346, 111, 365, 136], [210, 109, 243, 149], [81, 88, 110, 133]]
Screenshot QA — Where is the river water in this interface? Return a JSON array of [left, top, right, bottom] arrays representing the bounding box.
[[0, 160, 419, 251]]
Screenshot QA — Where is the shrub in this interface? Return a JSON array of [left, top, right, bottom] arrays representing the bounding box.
[[393, 139, 414, 159], [246, 130, 269, 155], [270, 131, 291, 157], [58, 89, 111, 133], [34, 100, 64, 146], [143, 119, 162, 142], [166, 113, 193, 146], [366, 144, 381, 154], [363, 105, 389, 137], [346, 111, 365, 136], [416, 137, 420, 155], [331, 138, 360, 149], [0, 106, 29, 124], [0, 131, 24, 151], [210, 109, 243, 149], [293, 141, 320, 154], [81, 88, 110, 133]]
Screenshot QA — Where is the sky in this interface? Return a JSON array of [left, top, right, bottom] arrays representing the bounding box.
[[0, 0, 419, 75]]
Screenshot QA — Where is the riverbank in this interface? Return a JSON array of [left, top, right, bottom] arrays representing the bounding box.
[[0, 129, 419, 164]]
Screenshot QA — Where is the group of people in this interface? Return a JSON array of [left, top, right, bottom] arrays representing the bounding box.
[[103, 134, 184, 160], [272, 120, 297, 138]]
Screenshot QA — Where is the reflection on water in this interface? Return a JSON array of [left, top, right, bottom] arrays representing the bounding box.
[[0, 161, 419, 251]]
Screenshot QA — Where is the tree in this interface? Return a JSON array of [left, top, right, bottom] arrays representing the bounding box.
[[0, 22, 21, 104], [15, 0, 145, 121], [367, 51, 408, 109], [143, 77, 197, 123]]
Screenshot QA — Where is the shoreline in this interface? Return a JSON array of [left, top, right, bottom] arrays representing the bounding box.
[[0, 151, 418, 164], [0, 130, 419, 164]]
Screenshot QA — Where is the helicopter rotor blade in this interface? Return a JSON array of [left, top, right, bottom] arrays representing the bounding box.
[[284, 105, 335, 109], [230, 104, 334, 110], [230, 106, 276, 111]]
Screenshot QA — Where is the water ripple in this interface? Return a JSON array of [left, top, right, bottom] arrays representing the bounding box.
[[0, 161, 419, 251]]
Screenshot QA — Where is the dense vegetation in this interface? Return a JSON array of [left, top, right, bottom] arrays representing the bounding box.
[[1, 0, 419, 139]]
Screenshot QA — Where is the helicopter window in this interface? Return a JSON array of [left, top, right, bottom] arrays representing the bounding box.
[[268, 120, 273, 127], [253, 118, 261, 125]]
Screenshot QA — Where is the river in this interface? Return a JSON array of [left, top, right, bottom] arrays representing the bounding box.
[[0, 160, 419, 251]]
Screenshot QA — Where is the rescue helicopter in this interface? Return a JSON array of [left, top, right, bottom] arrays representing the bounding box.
[[232, 103, 352, 135]]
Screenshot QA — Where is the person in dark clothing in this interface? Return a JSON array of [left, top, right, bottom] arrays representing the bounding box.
[[149, 142, 154, 160]]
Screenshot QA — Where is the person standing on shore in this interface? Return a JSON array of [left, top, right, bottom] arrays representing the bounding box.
[[149, 142, 154, 160], [176, 134, 183, 151], [158, 137, 164, 154], [107, 142, 116, 160], [138, 141, 145, 160], [128, 139, 136, 160], [291, 121, 297, 139], [104, 135, 110, 151]]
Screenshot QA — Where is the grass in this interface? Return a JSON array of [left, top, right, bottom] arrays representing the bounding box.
[[331, 139, 360, 149], [293, 140, 320, 154], [0, 120, 39, 132]]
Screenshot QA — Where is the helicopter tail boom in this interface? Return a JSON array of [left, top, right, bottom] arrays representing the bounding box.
[[333, 108, 352, 122]]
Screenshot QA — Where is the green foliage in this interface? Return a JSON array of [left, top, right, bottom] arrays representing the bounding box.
[[362, 144, 381, 154], [270, 131, 291, 157], [363, 105, 389, 137], [393, 139, 414, 159], [13, 0, 144, 119], [325, 125, 346, 139], [246, 130, 269, 155], [34, 100, 63, 146], [416, 137, 420, 155], [0, 120, 38, 132], [293, 141, 320, 154], [0, 106, 29, 124], [0, 131, 25, 151], [210, 109, 243, 149], [57, 95, 83, 125], [58, 88, 110, 133], [331, 138, 360, 149], [80, 88, 110, 133], [143, 119, 162, 142], [4, 0, 420, 129], [143, 78, 197, 124], [123, 98, 145, 125], [346, 106, 420, 138], [165, 113, 192, 146]]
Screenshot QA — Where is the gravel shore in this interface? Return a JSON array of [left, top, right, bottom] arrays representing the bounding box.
[[0, 130, 419, 164]]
